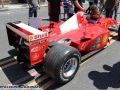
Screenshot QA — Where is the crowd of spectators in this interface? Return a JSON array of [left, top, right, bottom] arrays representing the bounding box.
[[26, 0, 120, 23]]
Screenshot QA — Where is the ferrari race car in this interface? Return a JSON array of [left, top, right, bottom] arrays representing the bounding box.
[[6, 11, 120, 84]]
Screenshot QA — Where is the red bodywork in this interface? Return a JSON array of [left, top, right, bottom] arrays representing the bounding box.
[[39, 11, 118, 52], [6, 11, 118, 66]]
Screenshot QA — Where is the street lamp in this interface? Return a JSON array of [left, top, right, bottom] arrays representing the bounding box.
[[1, 0, 4, 8]]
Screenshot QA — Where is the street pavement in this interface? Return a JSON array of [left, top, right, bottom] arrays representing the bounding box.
[[0, 1, 89, 11], [0, 2, 120, 90], [0, 2, 48, 11]]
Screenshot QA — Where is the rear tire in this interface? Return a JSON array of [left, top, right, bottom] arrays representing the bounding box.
[[43, 44, 81, 83]]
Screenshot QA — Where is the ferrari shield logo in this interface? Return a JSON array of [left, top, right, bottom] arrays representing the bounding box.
[[104, 23, 107, 28], [103, 34, 108, 43]]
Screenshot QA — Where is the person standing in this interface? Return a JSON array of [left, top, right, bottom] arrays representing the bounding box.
[[73, 0, 85, 13], [99, 0, 104, 14], [99, 0, 104, 9], [68, 0, 75, 18], [63, 0, 70, 20], [26, 0, 40, 17], [86, 0, 94, 14], [110, 0, 119, 20], [104, 0, 117, 18], [94, 0, 98, 6], [47, 0, 63, 23]]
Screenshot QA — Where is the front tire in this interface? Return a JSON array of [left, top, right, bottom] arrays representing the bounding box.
[[43, 44, 81, 83]]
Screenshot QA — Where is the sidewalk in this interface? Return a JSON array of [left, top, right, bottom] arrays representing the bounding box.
[[0, 2, 48, 11]]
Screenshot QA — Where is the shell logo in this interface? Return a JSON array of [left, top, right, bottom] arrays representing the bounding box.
[[103, 34, 108, 43], [29, 36, 33, 41], [31, 46, 41, 52]]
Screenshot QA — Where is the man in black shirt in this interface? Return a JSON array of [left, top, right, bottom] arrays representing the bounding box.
[[73, 0, 85, 13], [47, 0, 63, 23]]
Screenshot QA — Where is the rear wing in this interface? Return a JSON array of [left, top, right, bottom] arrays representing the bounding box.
[[6, 21, 48, 65], [6, 21, 48, 42]]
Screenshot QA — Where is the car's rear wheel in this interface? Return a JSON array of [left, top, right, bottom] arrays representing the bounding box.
[[43, 44, 81, 83]]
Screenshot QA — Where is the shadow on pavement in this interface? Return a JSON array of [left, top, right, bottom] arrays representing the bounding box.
[[0, 49, 34, 85], [0, 49, 45, 86], [88, 61, 120, 89]]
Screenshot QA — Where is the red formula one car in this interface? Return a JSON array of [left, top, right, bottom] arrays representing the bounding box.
[[6, 11, 120, 83]]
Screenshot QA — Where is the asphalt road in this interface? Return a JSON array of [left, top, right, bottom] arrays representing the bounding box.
[[0, 4, 120, 90]]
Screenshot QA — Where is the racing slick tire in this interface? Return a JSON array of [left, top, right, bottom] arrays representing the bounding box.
[[43, 44, 81, 83], [118, 25, 120, 40]]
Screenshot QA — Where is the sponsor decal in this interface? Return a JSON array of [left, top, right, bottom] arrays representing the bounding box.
[[95, 36, 102, 44], [96, 44, 100, 48], [103, 34, 108, 43], [30, 38, 47, 46], [32, 53, 39, 60], [90, 45, 96, 50], [50, 33, 56, 37], [90, 36, 102, 50], [29, 36, 33, 41], [31, 46, 41, 52], [29, 33, 48, 41]]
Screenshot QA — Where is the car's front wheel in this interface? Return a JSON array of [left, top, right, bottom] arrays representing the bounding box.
[[43, 44, 81, 83]]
